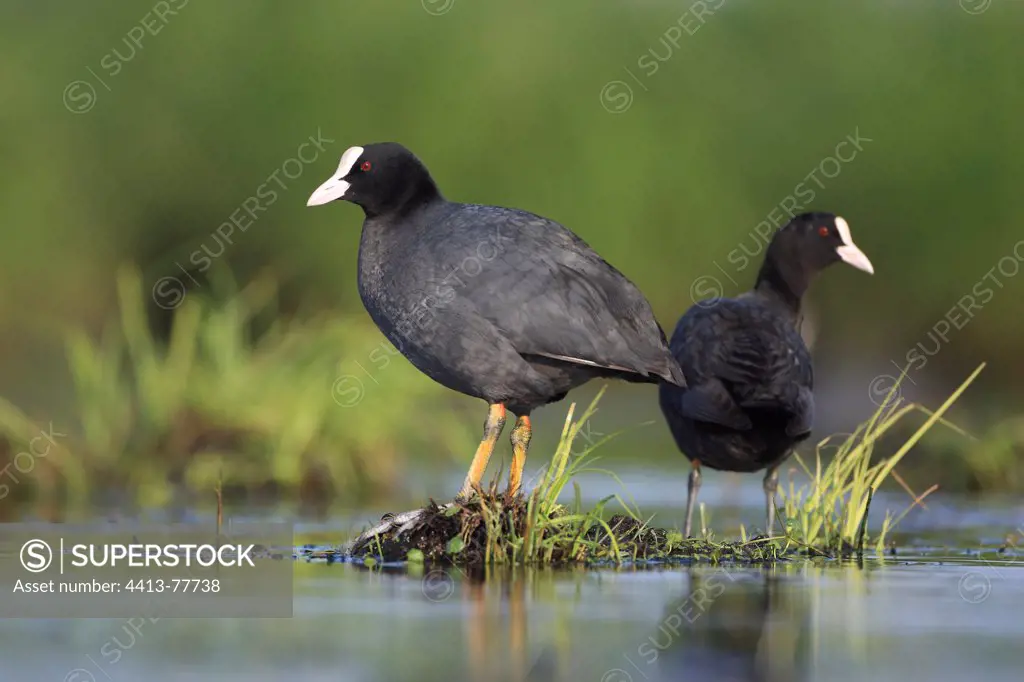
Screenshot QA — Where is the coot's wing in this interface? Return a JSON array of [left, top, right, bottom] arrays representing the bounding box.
[[678, 378, 753, 431], [666, 299, 812, 429], [729, 321, 814, 437], [784, 386, 814, 437], [450, 207, 684, 385], [663, 302, 751, 428]]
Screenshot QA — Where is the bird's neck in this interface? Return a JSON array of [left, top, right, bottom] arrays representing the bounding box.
[[363, 176, 444, 221], [753, 259, 808, 322], [358, 187, 446, 281]]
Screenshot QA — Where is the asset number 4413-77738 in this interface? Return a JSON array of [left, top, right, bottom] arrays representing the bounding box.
[[124, 578, 221, 593]]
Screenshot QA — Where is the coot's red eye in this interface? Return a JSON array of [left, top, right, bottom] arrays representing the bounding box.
[[818, 226, 830, 237], [360, 161, 372, 172]]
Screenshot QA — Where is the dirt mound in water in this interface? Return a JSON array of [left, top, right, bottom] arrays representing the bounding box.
[[345, 493, 786, 565]]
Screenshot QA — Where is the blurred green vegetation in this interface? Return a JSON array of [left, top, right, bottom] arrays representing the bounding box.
[[0, 267, 476, 514], [1, 1, 1022, 509]]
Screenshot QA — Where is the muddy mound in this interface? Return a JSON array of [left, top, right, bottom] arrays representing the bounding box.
[[344, 493, 788, 565]]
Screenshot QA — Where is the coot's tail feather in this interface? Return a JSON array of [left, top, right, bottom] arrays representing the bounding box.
[[530, 350, 686, 387], [662, 357, 687, 387]]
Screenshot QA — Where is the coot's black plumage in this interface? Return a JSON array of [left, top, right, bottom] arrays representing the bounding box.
[[308, 142, 685, 498], [659, 212, 874, 536]]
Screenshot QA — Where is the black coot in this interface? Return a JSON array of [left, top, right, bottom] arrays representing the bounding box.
[[308, 142, 685, 499], [659, 212, 874, 536]]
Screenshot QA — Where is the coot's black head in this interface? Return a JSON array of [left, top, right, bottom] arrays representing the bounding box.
[[772, 212, 874, 275], [306, 142, 442, 217], [756, 212, 873, 304]]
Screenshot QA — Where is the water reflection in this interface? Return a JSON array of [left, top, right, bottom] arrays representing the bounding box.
[[371, 563, 811, 682], [3, 555, 1022, 681], [459, 566, 564, 682], [647, 568, 810, 682]]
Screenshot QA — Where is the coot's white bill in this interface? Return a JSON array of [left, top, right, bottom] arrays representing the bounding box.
[[307, 146, 364, 206], [834, 217, 874, 274]]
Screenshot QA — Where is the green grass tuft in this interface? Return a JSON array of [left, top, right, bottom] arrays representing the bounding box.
[[778, 363, 985, 556], [352, 389, 790, 565]]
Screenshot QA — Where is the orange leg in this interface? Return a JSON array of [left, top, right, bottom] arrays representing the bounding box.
[[507, 415, 532, 496], [459, 403, 506, 499]]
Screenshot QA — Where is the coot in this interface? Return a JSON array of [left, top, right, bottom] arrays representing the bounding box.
[[308, 142, 685, 499], [659, 212, 873, 536]]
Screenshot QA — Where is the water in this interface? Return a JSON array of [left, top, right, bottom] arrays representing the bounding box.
[[4, 559, 1022, 681], [2, 472, 1022, 681]]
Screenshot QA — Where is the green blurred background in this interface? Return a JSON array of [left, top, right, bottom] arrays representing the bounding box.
[[1, 0, 1022, 515]]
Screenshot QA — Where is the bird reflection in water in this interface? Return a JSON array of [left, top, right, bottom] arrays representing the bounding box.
[[460, 566, 569, 682], [640, 568, 810, 682]]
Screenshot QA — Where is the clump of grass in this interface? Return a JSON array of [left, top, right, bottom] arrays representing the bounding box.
[[350, 364, 990, 566], [350, 388, 788, 565], [779, 363, 985, 556]]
